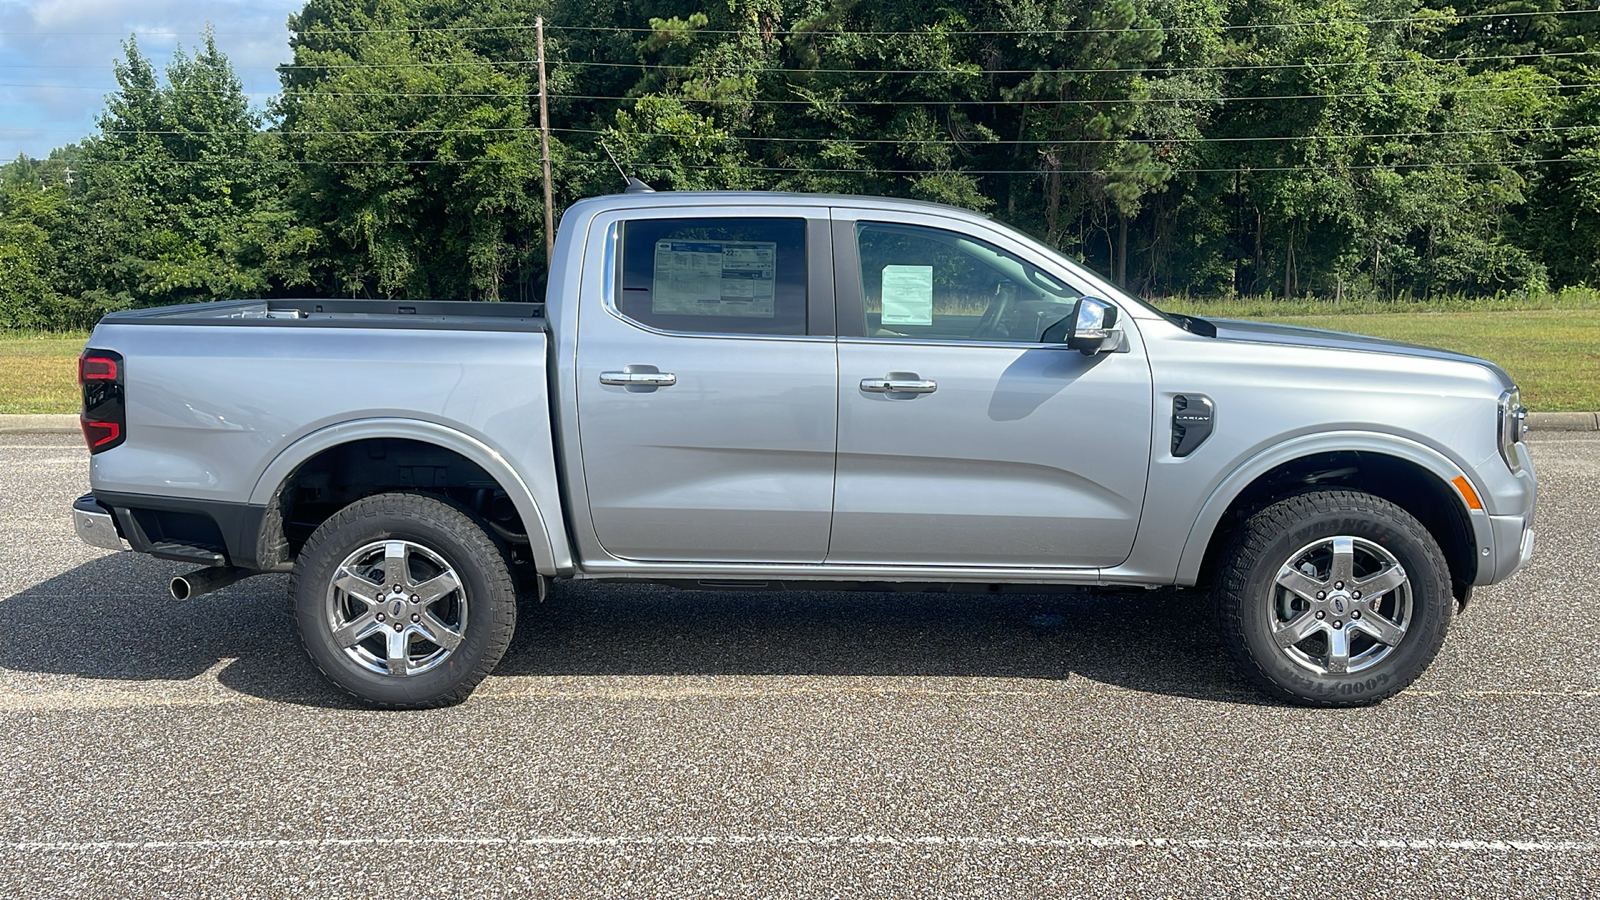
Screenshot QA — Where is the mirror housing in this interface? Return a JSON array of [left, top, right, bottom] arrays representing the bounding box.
[[1042, 297, 1120, 355]]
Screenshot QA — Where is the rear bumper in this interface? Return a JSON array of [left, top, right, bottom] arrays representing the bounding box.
[[71, 491, 271, 569], [72, 494, 129, 552]]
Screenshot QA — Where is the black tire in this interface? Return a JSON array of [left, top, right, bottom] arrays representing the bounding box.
[[1214, 490, 1453, 707], [291, 492, 517, 709]]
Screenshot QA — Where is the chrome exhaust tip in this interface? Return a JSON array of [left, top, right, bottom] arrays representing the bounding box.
[[169, 566, 254, 601]]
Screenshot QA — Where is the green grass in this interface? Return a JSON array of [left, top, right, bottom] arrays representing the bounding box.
[[1157, 285, 1600, 319], [2, 298, 1598, 413], [1237, 309, 1600, 412], [0, 331, 87, 414]]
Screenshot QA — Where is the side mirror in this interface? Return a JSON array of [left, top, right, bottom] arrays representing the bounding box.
[[1041, 297, 1119, 354]]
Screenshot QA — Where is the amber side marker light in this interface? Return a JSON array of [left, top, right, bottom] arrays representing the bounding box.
[[1452, 476, 1483, 511]]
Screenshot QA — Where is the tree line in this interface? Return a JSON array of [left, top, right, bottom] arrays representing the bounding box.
[[2, 0, 1597, 329]]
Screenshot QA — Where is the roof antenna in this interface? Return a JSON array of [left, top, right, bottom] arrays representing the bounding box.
[[601, 141, 655, 194]]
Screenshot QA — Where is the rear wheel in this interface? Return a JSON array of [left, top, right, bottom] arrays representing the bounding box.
[[1215, 490, 1453, 707], [291, 492, 517, 708]]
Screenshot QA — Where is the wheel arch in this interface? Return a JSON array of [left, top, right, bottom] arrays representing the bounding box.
[[248, 418, 562, 574], [1179, 433, 1486, 602]]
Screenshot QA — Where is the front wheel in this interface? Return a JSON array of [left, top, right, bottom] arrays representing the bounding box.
[[1214, 490, 1453, 707], [291, 493, 517, 708]]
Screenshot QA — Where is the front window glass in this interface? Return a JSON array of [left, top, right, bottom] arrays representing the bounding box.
[[618, 217, 807, 336], [855, 222, 1082, 343]]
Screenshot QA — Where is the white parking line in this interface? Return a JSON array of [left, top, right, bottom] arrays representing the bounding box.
[[4, 834, 1594, 854]]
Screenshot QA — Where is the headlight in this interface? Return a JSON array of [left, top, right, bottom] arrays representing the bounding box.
[[1498, 388, 1527, 472]]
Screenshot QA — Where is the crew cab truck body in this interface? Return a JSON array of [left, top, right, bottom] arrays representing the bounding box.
[[72, 191, 1537, 707]]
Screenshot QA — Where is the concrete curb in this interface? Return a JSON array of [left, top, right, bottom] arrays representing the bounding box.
[[0, 414, 78, 434], [1525, 411, 1600, 431], [3, 410, 1598, 434]]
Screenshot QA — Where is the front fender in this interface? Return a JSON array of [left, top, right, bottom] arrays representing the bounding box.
[[248, 417, 569, 575], [1173, 431, 1490, 586]]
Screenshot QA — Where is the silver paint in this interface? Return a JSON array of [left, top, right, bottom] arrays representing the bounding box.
[[79, 190, 1535, 593]]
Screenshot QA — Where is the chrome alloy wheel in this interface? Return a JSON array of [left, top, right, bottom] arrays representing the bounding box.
[[1269, 535, 1412, 676], [324, 540, 468, 677]]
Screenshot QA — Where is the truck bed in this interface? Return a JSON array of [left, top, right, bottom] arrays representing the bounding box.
[[83, 303, 562, 573]]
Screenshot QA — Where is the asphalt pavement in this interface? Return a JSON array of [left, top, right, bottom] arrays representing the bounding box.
[[1, 432, 1596, 898]]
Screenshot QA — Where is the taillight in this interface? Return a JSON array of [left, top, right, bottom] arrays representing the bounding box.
[[80, 356, 118, 381], [79, 348, 126, 454]]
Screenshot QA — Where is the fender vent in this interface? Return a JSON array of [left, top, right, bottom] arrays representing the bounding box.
[[1172, 394, 1215, 457]]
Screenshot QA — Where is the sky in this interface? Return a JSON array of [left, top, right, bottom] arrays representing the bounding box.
[[0, 0, 304, 161]]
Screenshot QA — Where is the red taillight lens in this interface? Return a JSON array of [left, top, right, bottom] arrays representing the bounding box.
[[80, 356, 118, 382], [79, 348, 126, 454], [80, 419, 121, 448]]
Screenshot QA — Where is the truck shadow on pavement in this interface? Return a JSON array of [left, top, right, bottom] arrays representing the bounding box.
[[0, 555, 1269, 708], [0, 553, 346, 705]]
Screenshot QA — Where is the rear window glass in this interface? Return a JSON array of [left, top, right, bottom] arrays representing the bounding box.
[[618, 218, 808, 336]]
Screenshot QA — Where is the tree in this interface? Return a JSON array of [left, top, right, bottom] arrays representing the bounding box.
[[278, 0, 544, 299], [64, 33, 314, 312], [0, 177, 66, 329], [11, 0, 1600, 318]]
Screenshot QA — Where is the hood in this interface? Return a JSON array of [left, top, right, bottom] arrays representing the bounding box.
[[1202, 317, 1514, 387]]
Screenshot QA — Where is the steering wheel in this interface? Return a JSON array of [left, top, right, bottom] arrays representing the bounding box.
[[971, 281, 1017, 340]]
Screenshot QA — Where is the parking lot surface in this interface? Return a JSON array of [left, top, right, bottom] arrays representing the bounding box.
[[1, 432, 1596, 898]]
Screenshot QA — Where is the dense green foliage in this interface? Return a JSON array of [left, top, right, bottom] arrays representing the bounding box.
[[2, 0, 1598, 327]]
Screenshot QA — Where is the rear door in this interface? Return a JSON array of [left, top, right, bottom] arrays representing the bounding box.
[[574, 206, 838, 563], [827, 208, 1154, 569]]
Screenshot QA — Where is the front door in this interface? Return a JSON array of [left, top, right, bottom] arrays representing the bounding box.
[[576, 211, 838, 563], [827, 211, 1154, 569]]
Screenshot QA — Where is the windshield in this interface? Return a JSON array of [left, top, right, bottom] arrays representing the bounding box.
[[984, 216, 1192, 328]]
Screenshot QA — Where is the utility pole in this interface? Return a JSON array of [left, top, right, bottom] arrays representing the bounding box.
[[536, 16, 554, 266]]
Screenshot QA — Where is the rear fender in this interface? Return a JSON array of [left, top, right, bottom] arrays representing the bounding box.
[[248, 418, 568, 575]]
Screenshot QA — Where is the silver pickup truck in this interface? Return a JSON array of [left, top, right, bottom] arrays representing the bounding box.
[[71, 190, 1537, 708]]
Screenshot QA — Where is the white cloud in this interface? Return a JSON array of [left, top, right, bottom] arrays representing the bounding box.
[[0, 0, 302, 159]]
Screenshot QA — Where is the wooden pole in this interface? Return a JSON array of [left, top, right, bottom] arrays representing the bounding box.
[[536, 16, 554, 266]]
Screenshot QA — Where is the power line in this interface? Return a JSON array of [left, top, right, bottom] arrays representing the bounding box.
[[0, 84, 533, 98], [10, 47, 1592, 75], [684, 158, 1585, 175], [551, 125, 1600, 145], [542, 9, 1600, 36], [56, 156, 1590, 173], [9, 77, 1589, 105], [2, 8, 1594, 39], [0, 83, 269, 92], [0, 127, 531, 136], [554, 49, 1598, 76], [0, 23, 535, 38], [7, 120, 1591, 141], [557, 80, 1600, 105]]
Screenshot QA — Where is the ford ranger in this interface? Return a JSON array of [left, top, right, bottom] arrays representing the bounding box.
[[70, 190, 1537, 708]]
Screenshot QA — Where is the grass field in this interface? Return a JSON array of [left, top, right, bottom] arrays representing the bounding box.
[[0, 331, 87, 415], [2, 306, 1597, 412], [1233, 309, 1600, 412]]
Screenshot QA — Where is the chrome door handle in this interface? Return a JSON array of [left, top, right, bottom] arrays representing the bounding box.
[[860, 377, 937, 394], [600, 371, 676, 387]]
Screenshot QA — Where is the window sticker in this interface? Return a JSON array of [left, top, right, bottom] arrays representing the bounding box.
[[652, 240, 778, 317], [880, 265, 934, 326]]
